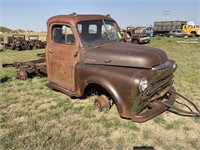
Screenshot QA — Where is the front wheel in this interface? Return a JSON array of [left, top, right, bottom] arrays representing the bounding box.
[[132, 39, 139, 44], [94, 95, 111, 112]]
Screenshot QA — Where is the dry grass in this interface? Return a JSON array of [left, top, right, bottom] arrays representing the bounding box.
[[0, 37, 200, 150]]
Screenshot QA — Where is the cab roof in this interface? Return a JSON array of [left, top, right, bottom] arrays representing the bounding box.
[[47, 13, 116, 27]]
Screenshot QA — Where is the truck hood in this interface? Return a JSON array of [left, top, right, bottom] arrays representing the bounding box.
[[132, 33, 148, 37], [83, 42, 168, 69]]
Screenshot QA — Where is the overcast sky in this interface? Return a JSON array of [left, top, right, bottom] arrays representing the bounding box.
[[0, 0, 199, 31]]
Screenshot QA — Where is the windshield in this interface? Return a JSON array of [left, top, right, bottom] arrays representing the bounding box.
[[77, 20, 121, 45]]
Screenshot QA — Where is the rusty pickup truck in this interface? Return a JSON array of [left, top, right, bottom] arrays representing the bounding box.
[[45, 13, 177, 123], [3, 13, 199, 122]]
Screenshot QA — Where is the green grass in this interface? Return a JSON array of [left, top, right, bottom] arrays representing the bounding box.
[[143, 129, 152, 140], [153, 115, 167, 125], [0, 37, 200, 149], [165, 120, 184, 130]]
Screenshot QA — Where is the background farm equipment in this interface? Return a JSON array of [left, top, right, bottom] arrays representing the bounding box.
[[10, 34, 28, 50], [1, 34, 46, 51], [27, 35, 47, 50], [1, 36, 13, 49]]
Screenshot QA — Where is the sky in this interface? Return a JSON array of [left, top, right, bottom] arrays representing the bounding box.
[[0, 0, 199, 32]]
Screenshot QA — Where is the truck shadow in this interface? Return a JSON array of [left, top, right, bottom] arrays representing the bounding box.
[[0, 76, 10, 83]]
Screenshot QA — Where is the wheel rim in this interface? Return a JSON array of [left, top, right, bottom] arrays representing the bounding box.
[[94, 95, 111, 112]]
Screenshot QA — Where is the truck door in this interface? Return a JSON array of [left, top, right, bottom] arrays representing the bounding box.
[[46, 24, 78, 91]]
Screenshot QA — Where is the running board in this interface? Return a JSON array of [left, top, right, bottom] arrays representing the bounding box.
[[46, 82, 77, 98]]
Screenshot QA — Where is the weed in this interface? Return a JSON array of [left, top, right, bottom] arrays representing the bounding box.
[[188, 138, 200, 150], [153, 115, 167, 125], [14, 109, 28, 117], [0, 125, 23, 149], [123, 121, 139, 131], [165, 120, 184, 130], [116, 137, 125, 150], [143, 129, 152, 140], [82, 104, 96, 118], [183, 126, 191, 131], [45, 110, 61, 119], [98, 115, 112, 128]]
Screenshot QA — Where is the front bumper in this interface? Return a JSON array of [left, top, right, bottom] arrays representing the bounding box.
[[131, 86, 175, 123], [139, 38, 150, 44]]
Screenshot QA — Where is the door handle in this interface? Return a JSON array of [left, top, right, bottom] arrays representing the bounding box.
[[48, 48, 53, 53], [73, 51, 78, 57]]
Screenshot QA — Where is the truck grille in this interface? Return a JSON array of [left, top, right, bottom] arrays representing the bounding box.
[[141, 70, 174, 100], [146, 74, 173, 97]]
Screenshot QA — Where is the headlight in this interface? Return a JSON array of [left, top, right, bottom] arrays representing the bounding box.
[[173, 62, 177, 71], [139, 78, 148, 92]]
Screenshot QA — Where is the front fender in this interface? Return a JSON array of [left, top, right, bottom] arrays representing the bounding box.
[[75, 63, 141, 118], [80, 75, 124, 115]]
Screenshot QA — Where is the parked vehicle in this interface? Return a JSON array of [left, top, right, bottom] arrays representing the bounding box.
[[28, 35, 46, 49], [144, 27, 154, 37], [154, 21, 186, 36], [3, 13, 200, 122], [1, 34, 46, 50], [10, 34, 28, 50], [1, 36, 13, 49], [182, 22, 200, 37], [153, 21, 200, 37], [167, 29, 192, 38], [123, 27, 150, 44]]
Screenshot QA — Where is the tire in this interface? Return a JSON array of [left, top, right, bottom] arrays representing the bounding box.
[[15, 70, 28, 80], [94, 95, 111, 112], [191, 32, 196, 37], [15, 47, 21, 51], [132, 40, 139, 44]]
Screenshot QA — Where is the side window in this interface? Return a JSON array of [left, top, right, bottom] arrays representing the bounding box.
[[177, 30, 181, 33], [52, 25, 75, 45], [89, 24, 97, 34]]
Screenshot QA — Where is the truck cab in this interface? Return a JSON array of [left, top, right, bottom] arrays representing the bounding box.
[[45, 13, 177, 122], [123, 27, 150, 44]]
